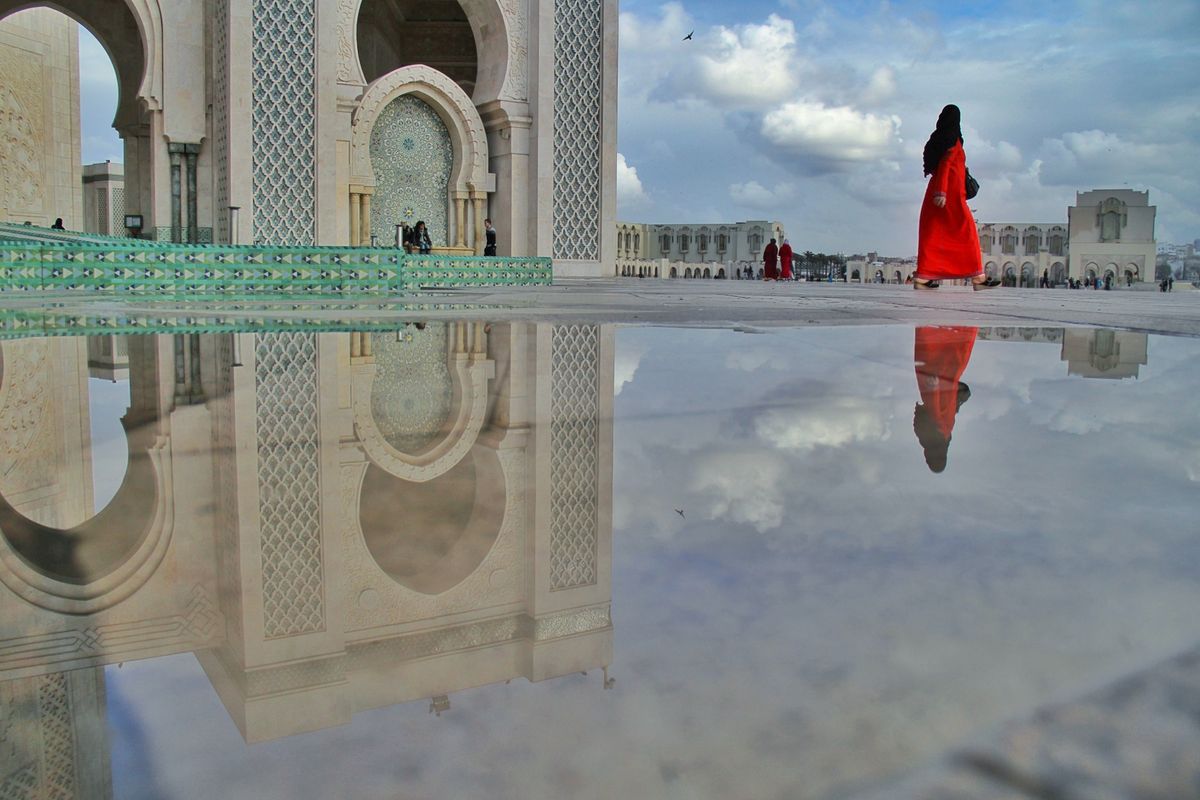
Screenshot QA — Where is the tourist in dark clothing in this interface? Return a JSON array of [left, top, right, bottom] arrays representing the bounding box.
[[410, 221, 432, 254], [484, 218, 497, 256], [51, 218, 65, 230]]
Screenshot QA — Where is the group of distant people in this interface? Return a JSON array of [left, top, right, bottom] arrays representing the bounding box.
[[759, 238, 795, 281]]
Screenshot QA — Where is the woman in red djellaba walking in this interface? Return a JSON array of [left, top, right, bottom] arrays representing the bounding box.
[[915, 105, 999, 290]]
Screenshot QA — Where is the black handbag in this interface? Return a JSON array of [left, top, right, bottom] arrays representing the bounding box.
[[965, 169, 980, 200]]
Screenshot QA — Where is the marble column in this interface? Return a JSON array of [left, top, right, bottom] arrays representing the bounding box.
[[349, 192, 361, 246], [360, 193, 371, 246], [473, 195, 486, 256]]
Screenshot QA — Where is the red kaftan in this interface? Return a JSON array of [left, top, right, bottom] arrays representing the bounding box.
[[763, 243, 779, 280], [917, 142, 982, 281], [914, 326, 977, 437], [778, 244, 794, 280]]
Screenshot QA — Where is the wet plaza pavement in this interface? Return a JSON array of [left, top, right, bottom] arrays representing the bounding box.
[[0, 295, 1198, 798]]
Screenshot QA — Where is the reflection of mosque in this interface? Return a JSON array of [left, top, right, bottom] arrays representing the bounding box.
[[0, 323, 615, 795], [976, 327, 1149, 380]]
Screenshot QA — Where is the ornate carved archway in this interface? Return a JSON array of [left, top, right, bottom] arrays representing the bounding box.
[[349, 65, 492, 251]]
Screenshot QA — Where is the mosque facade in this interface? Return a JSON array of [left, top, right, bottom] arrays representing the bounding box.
[[0, 0, 618, 276]]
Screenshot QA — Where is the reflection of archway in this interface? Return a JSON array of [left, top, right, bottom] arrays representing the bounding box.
[[351, 323, 495, 483], [0, 339, 170, 613], [359, 446, 504, 595], [350, 65, 491, 250]]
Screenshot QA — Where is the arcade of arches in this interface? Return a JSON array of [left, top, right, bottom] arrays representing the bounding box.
[[0, 0, 618, 273]]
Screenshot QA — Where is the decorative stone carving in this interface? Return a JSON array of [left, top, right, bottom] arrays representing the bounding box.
[[497, 0, 528, 101], [0, 46, 45, 217], [350, 65, 489, 197], [335, 0, 363, 84]]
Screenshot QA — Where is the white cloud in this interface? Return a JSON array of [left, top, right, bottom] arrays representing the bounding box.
[[754, 399, 891, 452], [616, 153, 647, 207], [690, 450, 788, 532], [729, 181, 796, 211], [761, 101, 901, 164], [860, 66, 897, 107], [694, 14, 798, 108]]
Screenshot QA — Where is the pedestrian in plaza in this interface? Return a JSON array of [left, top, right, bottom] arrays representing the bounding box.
[[1041, 269, 1049, 288], [763, 238, 779, 281], [912, 325, 977, 473], [484, 218, 497, 256], [1168, 275, 1174, 292], [915, 104, 999, 291], [411, 220, 432, 254], [778, 239, 794, 281]]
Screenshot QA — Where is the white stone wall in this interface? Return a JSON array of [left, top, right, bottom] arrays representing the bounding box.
[[0, 9, 82, 229], [1068, 190, 1156, 283]]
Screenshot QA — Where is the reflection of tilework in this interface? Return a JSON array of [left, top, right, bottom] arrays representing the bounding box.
[[256, 332, 325, 639], [370, 325, 453, 453], [549, 324, 601, 590], [553, 0, 603, 261], [212, 0, 230, 243], [370, 95, 453, 246], [0, 233, 551, 295], [251, 0, 315, 245]]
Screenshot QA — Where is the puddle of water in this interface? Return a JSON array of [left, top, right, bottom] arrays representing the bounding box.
[[0, 323, 1196, 799]]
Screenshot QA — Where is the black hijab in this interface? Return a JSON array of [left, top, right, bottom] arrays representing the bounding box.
[[922, 104, 963, 177]]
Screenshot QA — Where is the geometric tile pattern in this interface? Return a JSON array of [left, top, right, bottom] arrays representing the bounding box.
[[549, 324, 601, 590], [213, 0, 230, 244], [255, 333, 325, 639], [0, 235, 551, 296], [552, 0, 603, 261], [370, 95, 453, 246], [251, 0, 315, 245]]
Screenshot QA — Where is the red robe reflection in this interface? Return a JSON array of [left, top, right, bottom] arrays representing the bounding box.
[[913, 325, 977, 473]]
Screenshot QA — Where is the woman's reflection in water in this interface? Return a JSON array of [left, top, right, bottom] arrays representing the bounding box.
[[912, 325, 978, 473]]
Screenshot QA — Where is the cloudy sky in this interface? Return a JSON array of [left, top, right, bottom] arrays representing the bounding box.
[[75, 1, 1200, 254], [97, 325, 1200, 799], [616, 0, 1200, 254]]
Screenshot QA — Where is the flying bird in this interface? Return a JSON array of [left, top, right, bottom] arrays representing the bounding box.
[[675, 508, 685, 518], [683, 31, 694, 41]]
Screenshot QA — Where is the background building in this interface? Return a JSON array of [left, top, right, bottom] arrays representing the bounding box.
[[1068, 190, 1156, 285], [81, 161, 125, 235], [0, 8, 82, 229], [978, 222, 1069, 286]]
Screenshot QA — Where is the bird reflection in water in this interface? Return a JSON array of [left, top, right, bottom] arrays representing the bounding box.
[[912, 326, 978, 473]]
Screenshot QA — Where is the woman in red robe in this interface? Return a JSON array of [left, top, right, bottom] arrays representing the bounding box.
[[762, 238, 778, 281], [778, 239, 794, 280], [916, 105, 998, 290], [912, 325, 977, 473]]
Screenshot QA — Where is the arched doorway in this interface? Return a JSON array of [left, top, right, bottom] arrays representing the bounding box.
[[874, 270, 883, 283], [716, 268, 725, 279], [669, 267, 677, 278], [356, 0, 478, 96], [893, 270, 902, 284], [1051, 263, 1066, 285], [0, 2, 157, 233], [1021, 263, 1035, 288], [851, 269, 860, 281], [702, 267, 711, 278], [349, 65, 491, 252]]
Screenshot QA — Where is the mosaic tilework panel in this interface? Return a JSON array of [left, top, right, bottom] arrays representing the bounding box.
[[251, 0, 316, 245], [0, 238, 551, 295], [552, 0, 604, 261], [370, 95, 453, 247]]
